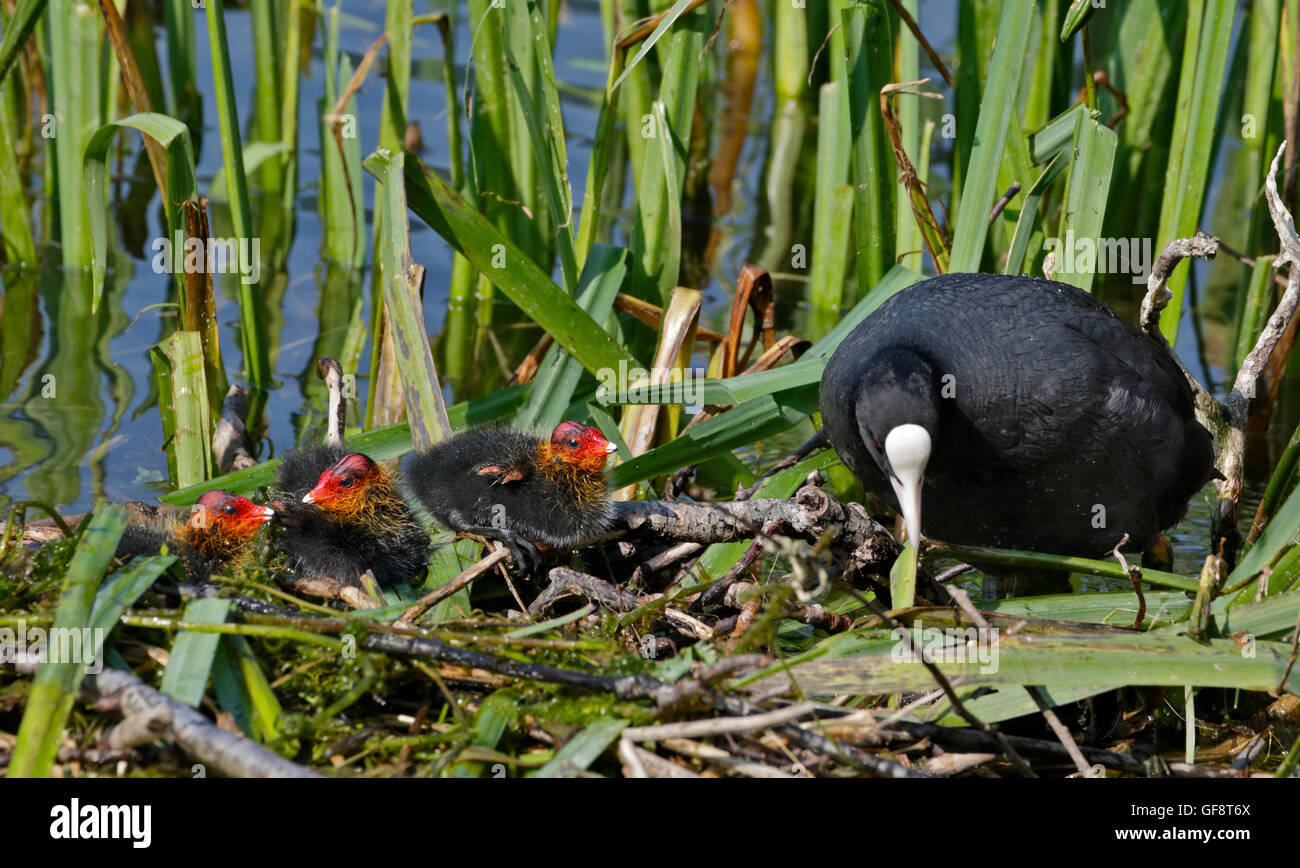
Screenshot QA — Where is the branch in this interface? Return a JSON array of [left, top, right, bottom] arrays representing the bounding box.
[[84, 668, 321, 778], [610, 485, 899, 578], [1217, 143, 1300, 565]]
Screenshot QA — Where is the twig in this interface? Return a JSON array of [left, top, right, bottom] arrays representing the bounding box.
[[843, 714, 1146, 774], [398, 547, 510, 626], [316, 358, 345, 449], [1218, 144, 1300, 566], [620, 743, 699, 778], [735, 430, 828, 500], [660, 738, 795, 778], [933, 563, 974, 584], [288, 576, 381, 611], [943, 588, 1084, 774], [609, 487, 900, 580], [84, 668, 320, 778], [1110, 534, 1146, 629], [885, 0, 953, 86], [622, 701, 817, 741], [1273, 602, 1300, 698], [988, 182, 1021, 226], [833, 583, 1037, 777], [1024, 686, 1093, 776], [176, 582, 302, 618], [628, 541, 702, 588], [694, 523, 774, 609], [361, 632, 668, 702], [532, 567, 715, 642]]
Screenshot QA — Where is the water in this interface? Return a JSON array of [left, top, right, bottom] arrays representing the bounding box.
[[0, 0, 1276, 576]]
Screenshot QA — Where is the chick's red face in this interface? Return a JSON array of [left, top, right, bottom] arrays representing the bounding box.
[[550, 421, 617, 472], [188, 491, 274, 539], [303, 453, 378, 515]]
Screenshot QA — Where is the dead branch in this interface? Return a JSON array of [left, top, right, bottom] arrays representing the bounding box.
[[84, 667, 320, 778], [212, 385, 257, 474], [531, 567, 715, 641], [609, 484, 900, 579]]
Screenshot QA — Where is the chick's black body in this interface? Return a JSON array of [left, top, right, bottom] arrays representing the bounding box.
[[274, 502, 428, 587], [273, 450, 428, 588], [820, 273, 1219, 556], [274, 444, 347, 500], [116, 506, 253, 582], [116, 516, 225, 578], [403, 427, 614, 550]]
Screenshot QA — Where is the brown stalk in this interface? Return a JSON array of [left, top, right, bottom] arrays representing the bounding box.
[[96, 0, 167, 198], [880, 79, 950, 273]]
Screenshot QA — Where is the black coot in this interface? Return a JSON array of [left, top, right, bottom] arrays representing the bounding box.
[[819, 273, 1220, 556]]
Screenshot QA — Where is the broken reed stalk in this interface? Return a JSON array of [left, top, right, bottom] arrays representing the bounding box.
[[212, 385, 257, 474]]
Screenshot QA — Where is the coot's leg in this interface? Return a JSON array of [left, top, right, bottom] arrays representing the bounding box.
[[459, 526, 542, 575]]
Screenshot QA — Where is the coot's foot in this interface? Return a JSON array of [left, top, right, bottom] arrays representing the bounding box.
[[1141, 534, 1174, 571], [460, 527, 542, 576]]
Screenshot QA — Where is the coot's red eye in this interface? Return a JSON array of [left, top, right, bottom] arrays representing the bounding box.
[[223, 504, 237, 516], [567, 438, 579, 449], [339, 477, 354, 488]]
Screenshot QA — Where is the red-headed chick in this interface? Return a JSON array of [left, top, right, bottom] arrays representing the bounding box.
[[401, 421, 618, 572], [116, 491, 274, 581], [274, 453, 429, 587]]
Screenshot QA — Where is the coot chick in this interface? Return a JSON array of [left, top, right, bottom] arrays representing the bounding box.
[[820, 272, 1219, 557], [116, 491, 274, 580], [402, 421, 618, 570], [276, 453, 429, 587]]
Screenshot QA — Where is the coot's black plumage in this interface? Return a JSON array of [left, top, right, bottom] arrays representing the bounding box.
[[402, 421, 617, 568], [274, 443, 347, 501], [820, 273, 1219, 556], [275, 453, 429, 587]]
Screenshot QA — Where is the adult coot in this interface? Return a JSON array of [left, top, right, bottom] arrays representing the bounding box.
[[819, 273, 1219, 556]]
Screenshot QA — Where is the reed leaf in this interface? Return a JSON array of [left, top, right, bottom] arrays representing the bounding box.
[[0, 0, 45, 84], [1153, 0, 1235, 343], [9, 503, 125, 778], [842, 0, 894, 293], [84, 112, 197, 311], [160, 598, 232, 707], [379, 151, 453, 449], [366, 149, 638, 376], [948, 0, 1033, 272], [518, 243, 629, 432], [204, 0, 270, 388], [1051, 113, 1117, 293]]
